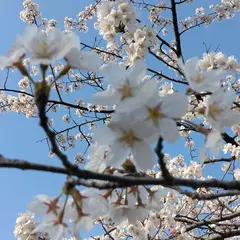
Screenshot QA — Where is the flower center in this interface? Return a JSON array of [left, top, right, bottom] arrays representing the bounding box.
[[118, 81, 133, 100], [119, 130, 140, 146], [208, 102, 223, 120], [147, 103, 164, 126], [40, 41, 49, 57], [194, 72, 203, 83]]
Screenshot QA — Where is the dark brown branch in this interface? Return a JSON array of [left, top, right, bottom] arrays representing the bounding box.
[[184, 211, 240, 232], [210, 230, 240, 240], [0, 154, 69, 175], [170, 0, 183, 58], [155, 137, 173, 181], [147, 68, 188, 85]]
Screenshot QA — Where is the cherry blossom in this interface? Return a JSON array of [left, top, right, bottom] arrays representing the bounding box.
[[17, 25, 79, 65], [94, 114, 157, 171], [204, 89, 240, 131], [178, 57, 225, 92], [93, 60, 157, 111]]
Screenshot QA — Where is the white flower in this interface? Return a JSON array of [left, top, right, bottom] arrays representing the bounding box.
[[226, 55, 240, 73], [33, 221, 71, 240], [94, 114, 156, 171], [85, 143, 109, 172], [201, 130, 222, 164], [136, 92, 188, 143], [65, 197, 94, 232], [147, 188, 169, 210], [28, 195, 62, 220], [81, 188, 109, 219], [65, 48, 102, 71], [234, 169, 240, 181], [0, 38, 25, 69], [14, 212, 37, 240], [199, 52, 227, 71], [93, 60, 157, 111], [178, 57, 225, 92], [17, 25, 79, 65], [205, 89, 240, 131], [111, 205, 148, 225]]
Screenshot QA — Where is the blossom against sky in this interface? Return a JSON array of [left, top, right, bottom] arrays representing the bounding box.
[[0, 0, 240, 239]]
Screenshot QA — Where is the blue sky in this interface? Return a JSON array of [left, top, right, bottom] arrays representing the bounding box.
[[0, 0, 240, 239]]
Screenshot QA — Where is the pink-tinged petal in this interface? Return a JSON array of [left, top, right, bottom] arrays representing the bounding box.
[[158, 118, 179, 143], [161, 92, 188, 118], [92, 86, 120, 106], [132, 141, 155, 171]]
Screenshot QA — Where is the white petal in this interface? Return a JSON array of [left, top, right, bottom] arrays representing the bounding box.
[[92, 86, 120, 106], [107, 141, 130, 168], [221, 110, 240, 127], [127, 59, 146, 84], [117, 79, 159, 112], [0, 56, 10, 69], [100, 63, 127, 87], [132, 121, 157, 141], [111, 208, 125, 225], [78, 51, 102, 71], [206, 131, 222, 156], [132, 141, 155, 171], [158, 118, 179, 143], [161, 92, 188, 118], [66, 48, 102, 71], [93, 127, 116, 145]]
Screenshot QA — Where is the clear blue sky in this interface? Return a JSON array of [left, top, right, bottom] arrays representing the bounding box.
[[0, 1, 239, 239]]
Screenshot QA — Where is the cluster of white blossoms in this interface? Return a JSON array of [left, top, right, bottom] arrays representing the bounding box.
[[14, 212, 49, 240], [0, 91, 37, 118], [20, 0, 41, 24], [95, 0, 136, 49], [0, 23, 102, 71], [90, 59, 188, 171], [65, 4, 97, 32], [179, 55, 240, 156], [178, 1, 240, 32], [213, 0, 240, 21], [20, 154, 206, 240], [148, 2, 169, 27], [2, 0, 240, 240], [95, 0, 158, 65]]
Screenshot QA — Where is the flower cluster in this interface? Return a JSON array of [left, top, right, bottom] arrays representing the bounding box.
[[14, 212, 49, 240], [90, 60, 188, 171], [20, 0, 41, 24], [95, 0, 158, 65], [64, 4, 97, 32], [3, 0, 240, 240]]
